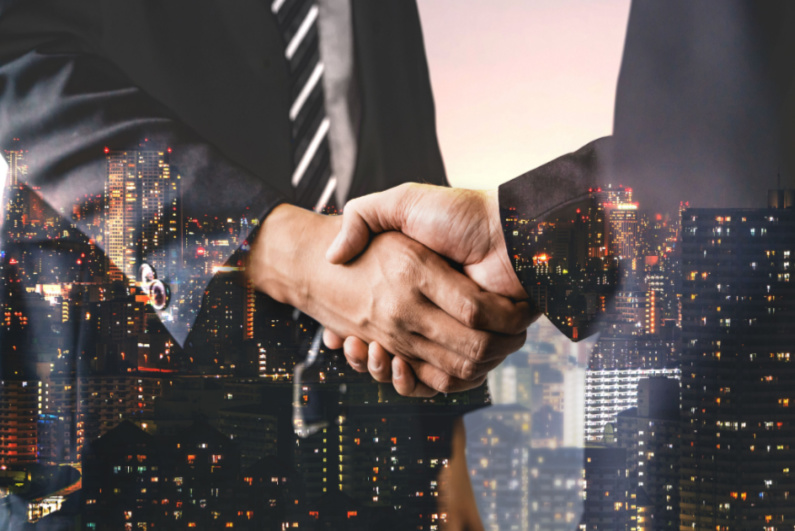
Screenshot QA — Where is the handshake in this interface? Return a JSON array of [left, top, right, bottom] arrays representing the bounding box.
[[248, 183, 537, 397]]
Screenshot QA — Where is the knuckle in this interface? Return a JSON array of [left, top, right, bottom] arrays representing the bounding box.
[[386, 330, 414, 360], [352, 310, 371, 331], [397, 182, 421, 206], [458, 296, 483, 329], [395, 255, 419, 283], [467, 332, 490, 362], [343, 353, 357, 369], [458, 358, 481, 382], [344, 196, 361, 213], [384, 300, 407, 327], [368, 363, 385, 381], [433, 374, 454, 394]]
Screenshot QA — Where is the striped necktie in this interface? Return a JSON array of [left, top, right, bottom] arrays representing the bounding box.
[[272, 0, 338, 214]]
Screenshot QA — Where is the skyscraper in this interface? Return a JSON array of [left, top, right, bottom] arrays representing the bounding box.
[[104, 149, 181, 284], [3, 138, 24, 189], [3, 139, 28, 239], [679, 194, 795, 528], [615, 377, 680, 529], [584, 367, 680, 441], [580, 446, 631, 530], [592, 185, 640, 262], [0, 379, 38, 465]]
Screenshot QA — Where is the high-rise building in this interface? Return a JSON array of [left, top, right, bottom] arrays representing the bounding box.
[[0, 379, 39, 465], [587, 185, 682, 372], [615, 377, 680, 529], [296, 394, 468, 531], [3, 138, 25, 188], [467, 405, 533, 530], [580, 446, 631, 530], [607, 205, 640, 262], [679, 196, 795, 529], [592, 184, 634, 208], [466, 405, 584, 531], [38, 374, 168, 465], [82, 419, 290, 530], [104, 149, 181, 284], [3, 139, 27, 238], [590, 185, 640, 262], [584, 368, 681, 441]]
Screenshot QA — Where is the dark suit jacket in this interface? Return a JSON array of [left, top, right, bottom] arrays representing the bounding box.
[[499, 0, 795, 339], [0, 2, 482, 528], [0, 0, 447, 345]]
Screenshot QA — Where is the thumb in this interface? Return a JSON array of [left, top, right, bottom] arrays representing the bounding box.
[[325, 189, 406, 263], [325, 208, 372, 263]]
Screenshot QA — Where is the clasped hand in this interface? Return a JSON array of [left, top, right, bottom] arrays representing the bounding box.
[[248, 184, 536, 398]]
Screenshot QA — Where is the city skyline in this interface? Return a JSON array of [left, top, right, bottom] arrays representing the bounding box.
[[0, 140, 487, 529], [3, 138, 795, 529]]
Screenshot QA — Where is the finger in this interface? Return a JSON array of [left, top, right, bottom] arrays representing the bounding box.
[[418, 254, 535, 335], [403, 357, 487, 395], [323, 328, 345, 350], [406, 299, 528, 366], [367, 342, 393, 383], [342, 336, 368, 372], [392, 357, 438, 398], [386, 325, 511, 383]]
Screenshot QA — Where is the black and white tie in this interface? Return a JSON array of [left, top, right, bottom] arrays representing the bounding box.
[[272, 0, 338, 214]]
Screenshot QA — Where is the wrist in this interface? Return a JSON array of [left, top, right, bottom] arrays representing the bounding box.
[[484, 188, 527, 299], [483, 189, 501, 247], [248, 204, 338, 310]]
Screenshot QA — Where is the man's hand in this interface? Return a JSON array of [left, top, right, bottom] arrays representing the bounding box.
[[326, 183, 527, 299], [333, 336, 439, 397], [248, 204, 533, 394], [323, 183, 536, 395]]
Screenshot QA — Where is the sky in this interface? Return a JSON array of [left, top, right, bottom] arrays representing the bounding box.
[[417, 0, 631, 190]]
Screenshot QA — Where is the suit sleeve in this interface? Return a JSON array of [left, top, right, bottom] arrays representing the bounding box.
[[0, 3, 287, 346], [498, 137, 616, 341]]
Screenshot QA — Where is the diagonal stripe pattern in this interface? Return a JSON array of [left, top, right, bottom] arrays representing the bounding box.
[[272, 0, 337, 213]]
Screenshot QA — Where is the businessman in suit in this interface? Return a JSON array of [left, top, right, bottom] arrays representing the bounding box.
[[0, 0, 533, 528], [0, 0, 530, 374], [6, 0, 790, 527]]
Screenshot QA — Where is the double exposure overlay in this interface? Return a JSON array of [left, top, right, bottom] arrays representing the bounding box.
[[3, 0, 795, 530]]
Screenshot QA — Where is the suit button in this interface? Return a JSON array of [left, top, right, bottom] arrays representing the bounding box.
[[138, 263, 169, 310], [149, 279, 170, 311], [139, 263, 156, 285]]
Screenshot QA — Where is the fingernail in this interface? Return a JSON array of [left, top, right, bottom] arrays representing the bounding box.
[[367, 343, 381, 371], [393, 362, 403, 380]]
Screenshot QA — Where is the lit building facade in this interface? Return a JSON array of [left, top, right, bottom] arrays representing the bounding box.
[[467, 405, 584, 531], [680, 201, 795, 529], [614, 377, 680, 529], [0, 379, 39, 465], [104, 149, 181, 283], [580, 446, 631, 530], [3, 139, 27, 239], [584, 368, 680, 442]]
